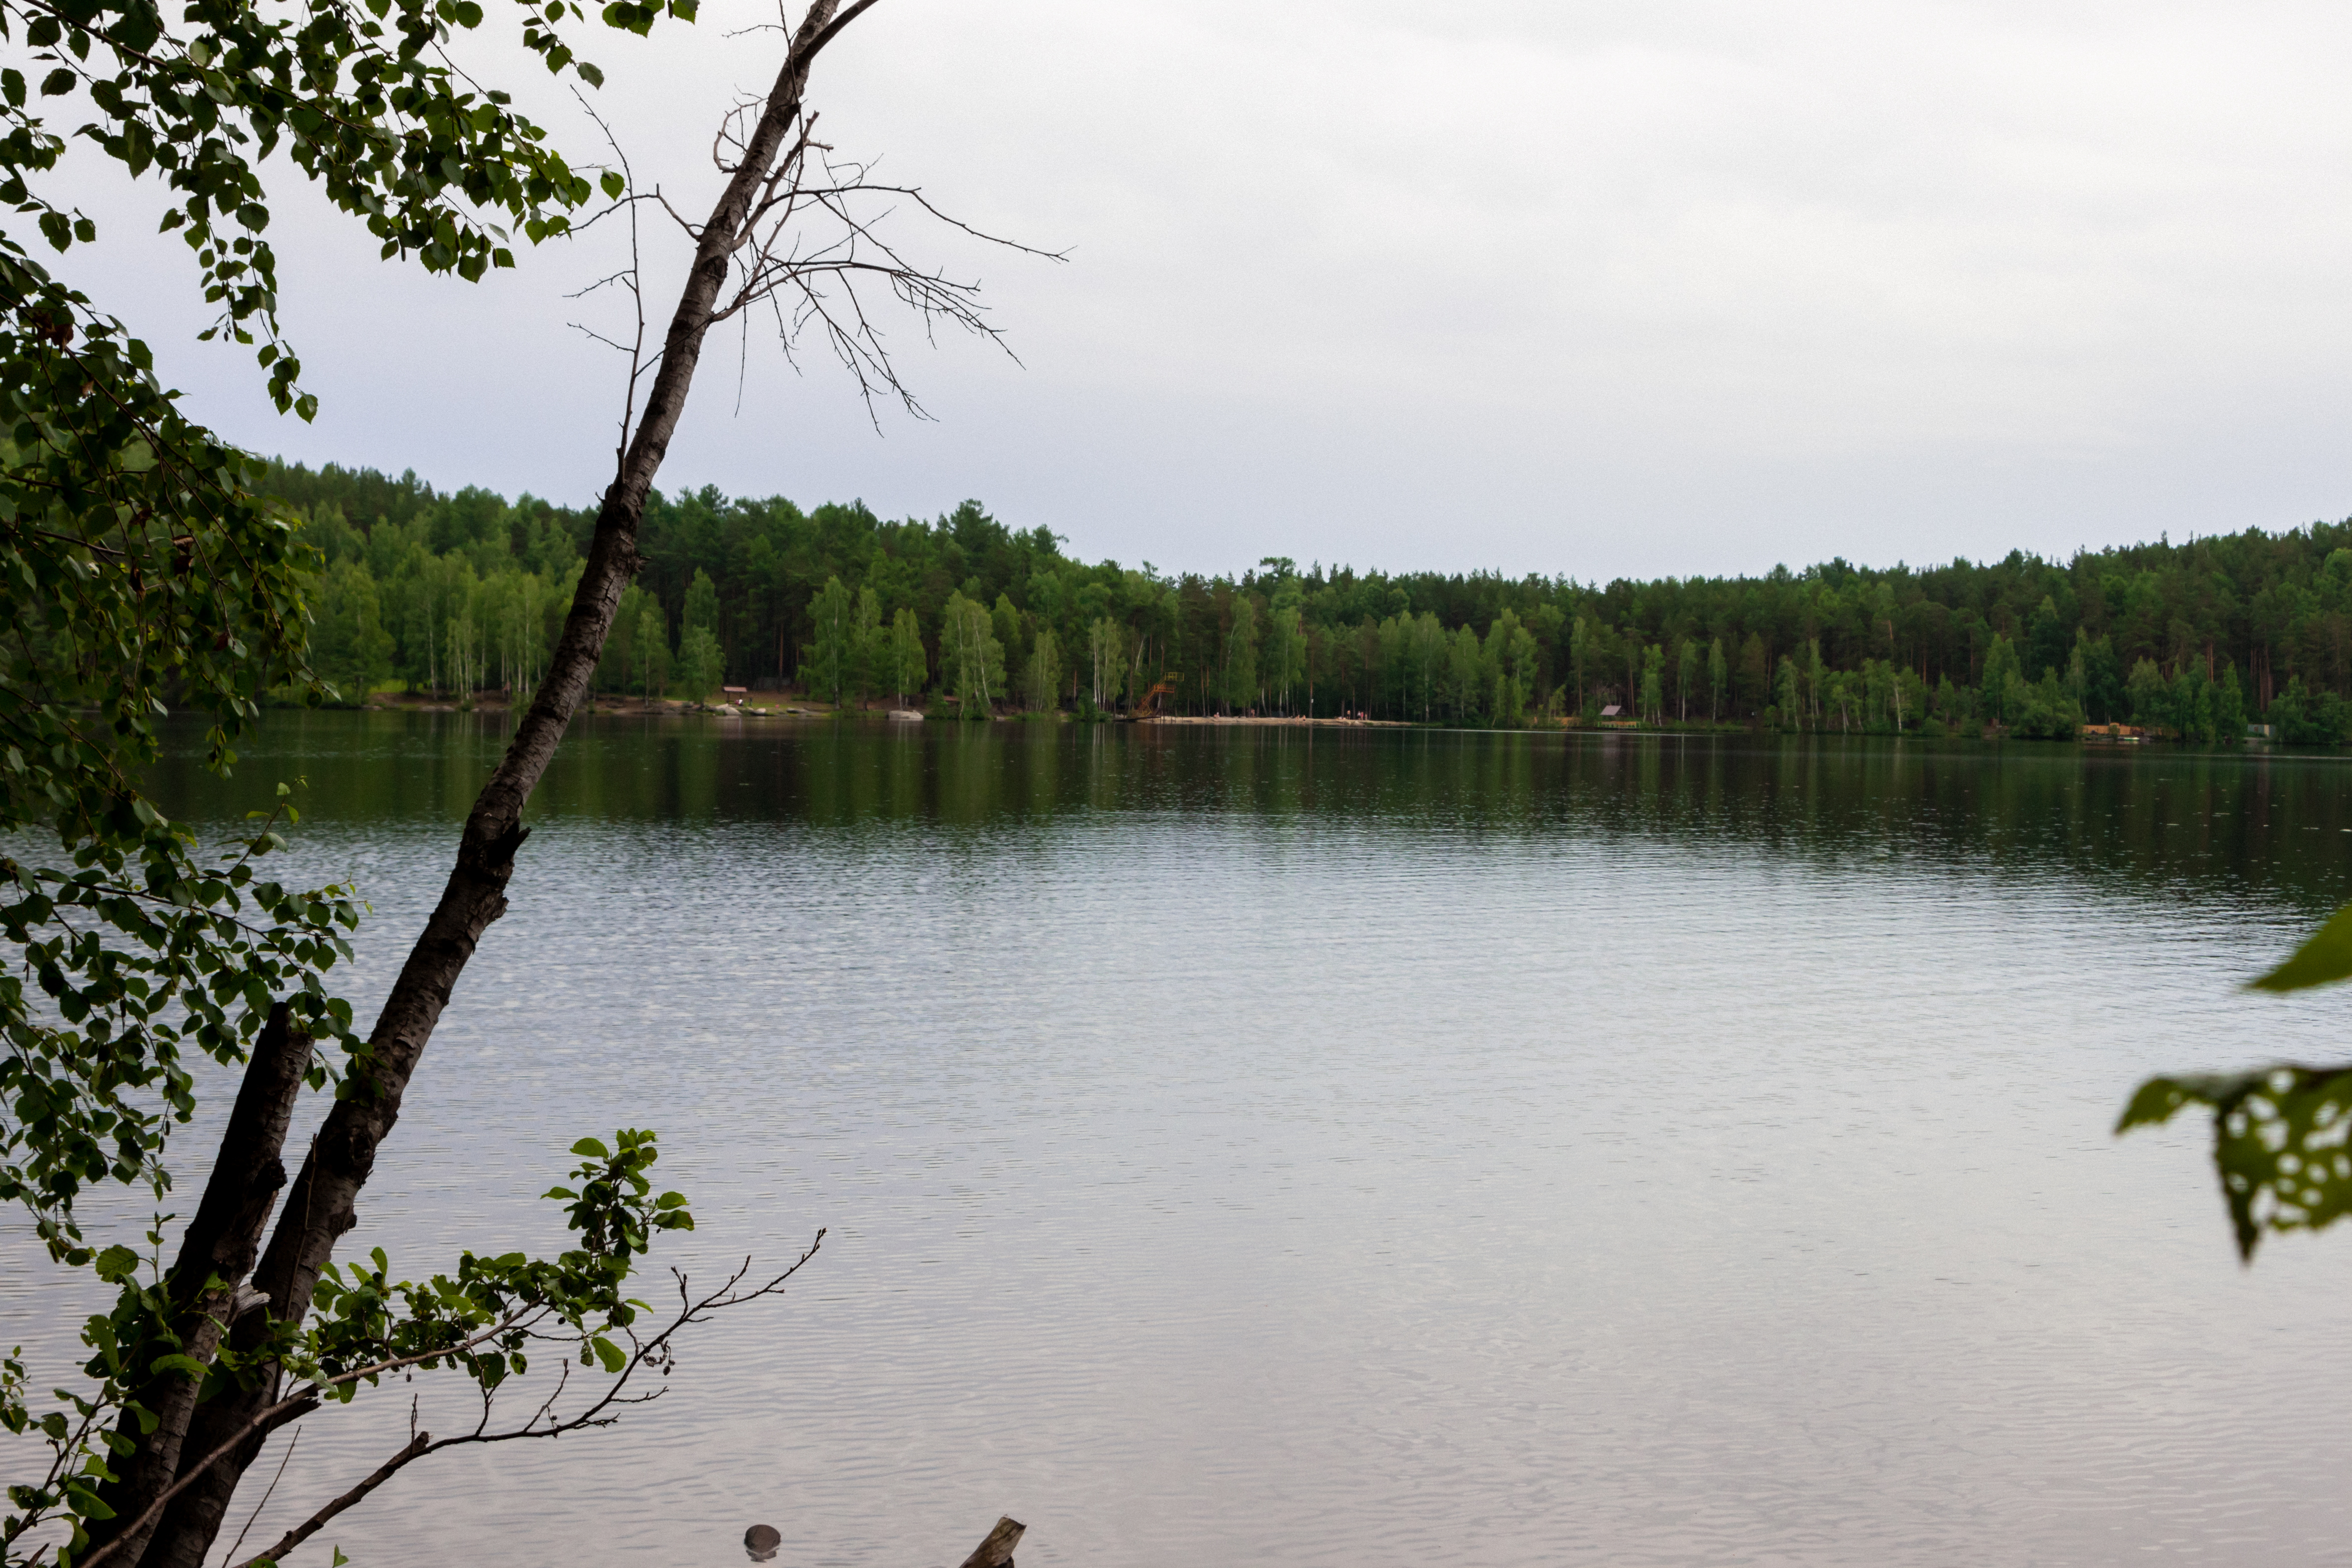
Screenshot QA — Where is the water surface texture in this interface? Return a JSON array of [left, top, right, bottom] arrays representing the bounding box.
[[15, 715, 2352, 1567]]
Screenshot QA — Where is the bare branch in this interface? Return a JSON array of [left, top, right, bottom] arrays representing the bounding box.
[[571, 87, 660, 481], [220, 1426, 300, 1567], [224, 1431, 430, 1568], [567, 322, 642, 355], [572, 24, 1061, 443], [216, 1233, 825, 1568]]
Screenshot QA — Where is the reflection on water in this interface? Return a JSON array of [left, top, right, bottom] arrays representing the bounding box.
[[14, 714, 2352, 1566], [154, 711, 2352, 911]]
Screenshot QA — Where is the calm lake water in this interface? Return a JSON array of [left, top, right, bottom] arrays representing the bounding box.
[[13, 713, 2352, 1566]]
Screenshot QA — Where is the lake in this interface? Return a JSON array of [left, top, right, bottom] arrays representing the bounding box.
[[12, 713, 2352, 1566]]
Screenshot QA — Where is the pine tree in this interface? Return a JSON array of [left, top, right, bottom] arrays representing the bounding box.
[[1980, 634, 2023, 726], [2217, 659, 2248, 740], [679, 626, 725, 702], [684, 567, 721, 642]]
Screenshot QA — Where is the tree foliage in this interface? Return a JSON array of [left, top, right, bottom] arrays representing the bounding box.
[[0, 248, 360, 1263], [254, 459, 2352, 735], [0, 0, 720, 1553], [6, 0, 688, 414]]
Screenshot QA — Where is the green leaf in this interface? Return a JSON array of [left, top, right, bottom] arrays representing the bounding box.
[[2119, 1064, 2352, 1260], [2250, 901, 2352, 992], [589, 1335, 625, 1373], [599, 170, 625, 200], [93, 1244, 141, 1282], [67, 1483, 117, 1520], [569, 1137, 610, 1158], [2115, 1072, 2250, 1133]]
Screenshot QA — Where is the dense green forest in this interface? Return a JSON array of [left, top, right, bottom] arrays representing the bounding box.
[[260, 457, 2352, 742]]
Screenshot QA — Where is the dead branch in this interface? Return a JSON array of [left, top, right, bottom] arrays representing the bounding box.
[[570, 88, 658, 483], [674, 116, 1065, 427], [588, 38, 1065, 441]]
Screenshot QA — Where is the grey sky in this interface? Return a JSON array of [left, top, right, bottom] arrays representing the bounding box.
[[76, 0, 2352, 580]]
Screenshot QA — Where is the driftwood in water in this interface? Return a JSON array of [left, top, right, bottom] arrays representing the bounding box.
[[956, 1516, 1025, 1568], [735, 1516, 1017, 1565]]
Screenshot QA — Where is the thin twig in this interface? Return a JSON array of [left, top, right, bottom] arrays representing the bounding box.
[[223, 1432, 429, 1568], [571, 88, 655, 478], [218, 1424, 298, 1568]]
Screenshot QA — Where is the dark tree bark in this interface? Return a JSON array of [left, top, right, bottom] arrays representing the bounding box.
[[957, 1516, 1026, 1568], [82, 1004, 312, 1566], [134, 6, 876, 1563]]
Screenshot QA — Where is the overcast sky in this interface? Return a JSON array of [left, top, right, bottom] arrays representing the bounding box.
[[68, 0, 2352, 581]]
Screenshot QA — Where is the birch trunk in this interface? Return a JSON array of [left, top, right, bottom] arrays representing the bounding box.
[[135, 7, 851, 1563], [82, 1006, 312, 1567]]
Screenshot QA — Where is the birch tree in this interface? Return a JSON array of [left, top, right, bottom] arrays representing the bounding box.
[[1028, 628, 1061, 714], [942, 591, 1005, 715], [889, 608, 927, 708], [0, 2, 1046, 1562]]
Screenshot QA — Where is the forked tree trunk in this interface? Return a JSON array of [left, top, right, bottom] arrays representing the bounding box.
[[132, 7, 855, 1564], [81, 1005, 312, 1566]]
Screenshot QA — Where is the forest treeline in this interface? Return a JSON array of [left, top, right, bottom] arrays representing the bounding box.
[[260, 457, 2352, 741]]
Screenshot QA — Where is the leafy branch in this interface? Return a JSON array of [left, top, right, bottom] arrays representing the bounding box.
[[2121, 904, 2352, 1259], [5, 1131, 811, 1568]]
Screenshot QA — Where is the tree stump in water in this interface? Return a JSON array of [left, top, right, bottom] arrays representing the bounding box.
[[956, 1515, 1025, 1568]]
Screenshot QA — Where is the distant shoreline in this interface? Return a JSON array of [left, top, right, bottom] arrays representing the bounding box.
[[1143, 714, 1410, 728]]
